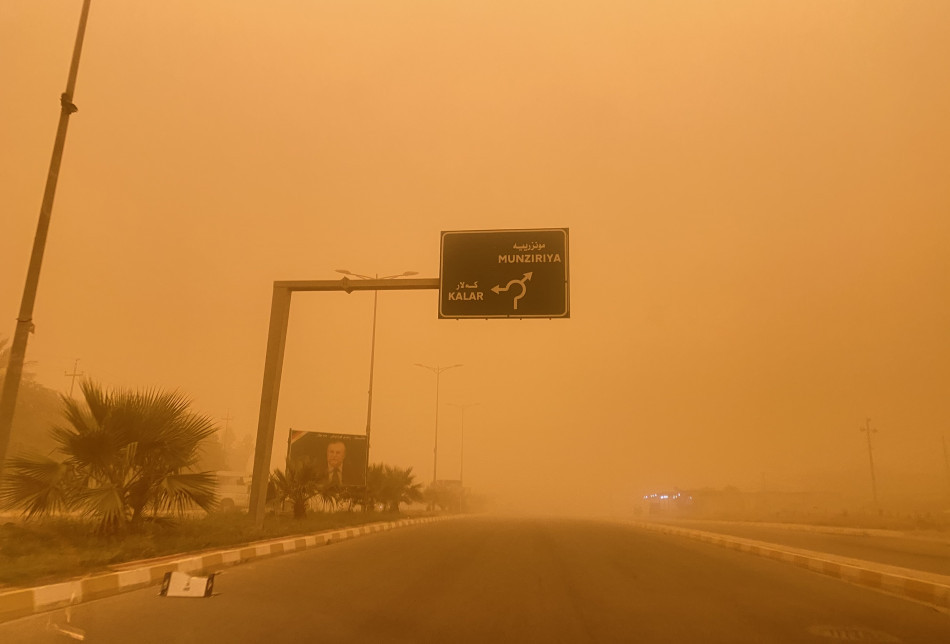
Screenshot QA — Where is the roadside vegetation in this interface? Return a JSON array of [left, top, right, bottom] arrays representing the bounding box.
[[0, 338, 61, 457], [0, 508, 422, 588], [0, 373, 445, 588], [0, 380, 219, 534]]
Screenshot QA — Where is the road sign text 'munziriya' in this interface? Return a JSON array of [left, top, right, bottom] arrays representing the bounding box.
[[439, 228, 570, 319]]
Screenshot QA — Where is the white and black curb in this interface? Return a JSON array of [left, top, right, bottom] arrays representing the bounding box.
[[0, 515, 449, 623], [629, 521, 950, 611]]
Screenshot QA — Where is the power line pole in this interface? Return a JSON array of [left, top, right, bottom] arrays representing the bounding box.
[[859, 418, 879, 506], [942, 434, 950, 499], [64, 359, 84, 397], [0, 0, 93, 473]]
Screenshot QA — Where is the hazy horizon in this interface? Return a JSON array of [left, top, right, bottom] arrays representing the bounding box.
[[3, 1, 948, 516]]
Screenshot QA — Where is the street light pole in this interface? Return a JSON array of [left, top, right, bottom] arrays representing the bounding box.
[[448, 402, 479, 485], [415, 363, 463, 483], [335, 269, 416, 473], [0, 0, 92, 473], [860, 418, 879, 506], [448, 402, 478, 512]]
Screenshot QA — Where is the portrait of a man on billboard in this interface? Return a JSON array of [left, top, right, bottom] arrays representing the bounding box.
[[287, 430, 367, 487]]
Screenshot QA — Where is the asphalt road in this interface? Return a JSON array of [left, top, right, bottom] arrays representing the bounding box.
[[2, 517, 948, 643], [645, 518, 950, 576]]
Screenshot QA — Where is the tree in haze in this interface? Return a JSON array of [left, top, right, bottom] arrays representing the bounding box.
[[365, 464, 424, 513], [424, 480, 461, 512], [272, 463, 422, 516], [0, 338, 60, 457], [196, 430, 230, 472], [0, 380, 218, 534], [269, 463, 323, 519]]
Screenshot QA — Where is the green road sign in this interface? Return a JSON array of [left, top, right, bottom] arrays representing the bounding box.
[[439, 228, 570, 319]]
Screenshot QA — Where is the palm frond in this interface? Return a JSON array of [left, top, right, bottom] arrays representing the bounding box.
[[74, 481, 128, 534], [0, 454, 77, 517], [77, 379, 113, 427], [155, 471, 218, 515]]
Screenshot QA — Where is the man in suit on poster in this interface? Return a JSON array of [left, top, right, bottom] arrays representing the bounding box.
[[318, 439, 361, 487]]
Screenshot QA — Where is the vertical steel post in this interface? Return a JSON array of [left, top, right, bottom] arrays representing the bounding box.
[[249, 277, 438, 526], [942, 434, 950, 500], [861, 418, 879, 506], [249, 286, 292, 527], [0, 0, 92, 473], [364, 286, 379, 476], [449, 402, 477, 512], [433, 368, 441, 483], [414, 363, 462, 483]]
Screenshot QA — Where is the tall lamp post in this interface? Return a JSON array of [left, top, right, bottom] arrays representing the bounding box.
[[860, 418, 879, 506], [336, 269, 417, 470], [0, 0, 92, 473], [448, 402, 478, 512], [414, 363, 463, 483]]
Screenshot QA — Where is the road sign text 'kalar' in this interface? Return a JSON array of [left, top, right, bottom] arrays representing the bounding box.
[[439, 228, 570, 319]]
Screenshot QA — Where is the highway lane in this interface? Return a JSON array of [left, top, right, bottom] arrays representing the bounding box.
[[644, 518, 950, 576], [1, 517, 947, 643]]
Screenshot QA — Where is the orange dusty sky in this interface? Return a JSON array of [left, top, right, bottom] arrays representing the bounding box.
[[2, 1, 948, 513]]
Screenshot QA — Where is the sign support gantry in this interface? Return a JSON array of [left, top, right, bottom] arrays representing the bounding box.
[[248, 277, 438, 527]]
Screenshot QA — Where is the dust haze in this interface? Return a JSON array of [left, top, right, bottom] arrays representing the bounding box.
[[2, 1, 948, 520]]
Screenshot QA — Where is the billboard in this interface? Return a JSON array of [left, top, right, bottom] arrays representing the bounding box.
[[287, 430, 367, 487]]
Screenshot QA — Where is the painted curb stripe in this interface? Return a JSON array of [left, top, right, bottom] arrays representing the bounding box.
[[629, 521, 950, 610], [0, 515, 450, 622]]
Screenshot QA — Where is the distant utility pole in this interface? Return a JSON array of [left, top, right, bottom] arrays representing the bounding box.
[[447, 402, 478, 514], [942, 434, 950, 498], [414, 363, 463, 483], [0, 0, 92, 473], [64, 359, 84, 397], [860, 418, 879, 506], [447, 402, 479, 485]]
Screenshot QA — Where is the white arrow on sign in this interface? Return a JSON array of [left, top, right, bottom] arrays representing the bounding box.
[[491, 272, 533, 310]]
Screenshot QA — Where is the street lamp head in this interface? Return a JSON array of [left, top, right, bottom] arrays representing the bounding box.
[[336, 269, 374, 280], [415, 362, 463, 374], [338, 269, 417, 280]]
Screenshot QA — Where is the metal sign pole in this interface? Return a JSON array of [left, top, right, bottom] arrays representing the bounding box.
[[248, 277, 438, 528]]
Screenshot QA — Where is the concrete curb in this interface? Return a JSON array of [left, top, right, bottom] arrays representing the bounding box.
[[628, 521, 950, 611], [0, 515, 448, 623], [651, 518, 913, 539]]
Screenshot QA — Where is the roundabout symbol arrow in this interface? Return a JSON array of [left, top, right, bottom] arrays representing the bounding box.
[[491, 272, 533, 310]]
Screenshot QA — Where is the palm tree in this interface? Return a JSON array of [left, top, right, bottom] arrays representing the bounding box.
[[269, 464, 322, 519], [424, 480, 461, 512], [388, 465, 424, 512], [0, 380, 218, 534], [365, 464, 423, 513], [360, 463, 385, 512]]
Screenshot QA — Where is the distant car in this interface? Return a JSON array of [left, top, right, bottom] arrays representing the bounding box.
[[214, 471, 251, 511]]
